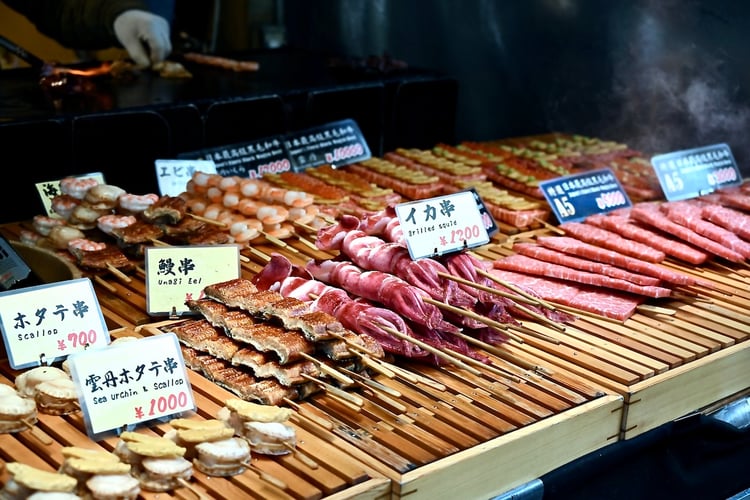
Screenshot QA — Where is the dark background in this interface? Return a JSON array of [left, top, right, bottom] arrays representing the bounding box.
[[282, 0, 750, 174]]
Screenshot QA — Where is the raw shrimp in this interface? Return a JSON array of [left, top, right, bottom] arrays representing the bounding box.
[[237, 198, 259, 216], [264, 222, 294, 239], [32, 215, 66, 236], [222, 191, 241, 209], [239, 178, 266, 198], [283, 190, 315, 208], [50, 194, 80, 220], [192, 171, 221, 190], [287, 205, 319, 225], [219, 175, 241, 192], [118, 193, 159, 214], [256, 205, 289, 226], [68, 238, 107, 253], [97, 214, 137, 235], [229, 219, 262, 243], [60, 176, 100, 200], [206, 186, 224, 203]]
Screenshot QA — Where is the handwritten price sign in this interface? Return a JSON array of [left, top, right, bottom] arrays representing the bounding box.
[[66, 333, 195, 439]]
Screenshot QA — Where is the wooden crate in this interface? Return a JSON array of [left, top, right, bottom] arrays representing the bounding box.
[[477, 242, 750, 442], [0, 225, 621, 499]]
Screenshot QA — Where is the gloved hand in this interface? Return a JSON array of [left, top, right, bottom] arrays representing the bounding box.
[[113, 9, 172, 67]]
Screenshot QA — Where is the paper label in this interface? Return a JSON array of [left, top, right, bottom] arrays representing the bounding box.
[[145, 245, 241, 316], [155, 159, 216, 196], [0, 278, 110, 369], [67, 333, 195, 438], [395, 190, 491, 260]]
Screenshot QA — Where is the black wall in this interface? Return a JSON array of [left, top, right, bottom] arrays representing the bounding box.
[[285, 0, 750, 174]]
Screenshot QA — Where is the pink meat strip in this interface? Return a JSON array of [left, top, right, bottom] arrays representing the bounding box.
[[512, 242, 661, 286], [492, 254, 672, 298], [701, 204, 750, 241], [585, 213, 709, 265], [630, 203, 745, 263], [535, 235, 703, 287], [559, 221, 665, 263], [488, 268, 643, 321], [660, 201, 750, 259]]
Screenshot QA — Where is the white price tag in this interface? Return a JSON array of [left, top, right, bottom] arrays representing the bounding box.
[[0, 278, 110, 369], [155, 159, 217, 197], [145, 245, 241, 316], [395, 190, 491, 260], [67, 333, 195, 438]]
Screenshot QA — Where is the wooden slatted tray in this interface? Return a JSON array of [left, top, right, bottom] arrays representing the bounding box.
[[476, 240, 750, 440], [0, 225, 622, 499]]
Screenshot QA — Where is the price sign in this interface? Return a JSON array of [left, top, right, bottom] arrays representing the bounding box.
[[155, 159, 216, 196], [395, 190, 492, 260], [66, 333, 195, 438], [651, 143, 742, 200], [145, 245, 241, 316], [286, 119, 371, 171], [177, 134, 290, 179], [0, 278, 110, 369], [539, 168, 631, 223]]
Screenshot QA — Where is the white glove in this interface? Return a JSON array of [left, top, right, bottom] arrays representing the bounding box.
[[113, 9, 172, 67]]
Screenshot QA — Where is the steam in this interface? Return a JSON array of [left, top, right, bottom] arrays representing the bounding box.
[[605, 3, 750, 166]]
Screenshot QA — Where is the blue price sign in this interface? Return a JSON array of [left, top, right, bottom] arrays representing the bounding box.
[[539, 168, 631, 224], [651, 143, 742, 201]]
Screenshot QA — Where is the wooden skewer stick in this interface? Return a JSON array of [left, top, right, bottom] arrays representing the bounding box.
[[292, 220, 317, 233], [298, 352, 355, 386], [106, 263, 132, 283], [247, 246, 272, 262], [350, 351, 395, 378], [376, 359, 447, 391], [242, 462, 287, 490], [149, 237, 171, 246], [295, 233, 319, 251], [93, 274, 117, 293], [377, 324, 483, 376], [340, 367, 402, 398], [450, 330, 546, 374], [436, 271, 565, 332], [22, 418, 53, 445], [422, 297, 524, 344], [534, 216, 565, 234], [177, 477, 211, 500], [436, 271, 539, 307], [282, 398, 334, 430], [475, 267, 559, 311], [283, 442, 319, 469], [187, 213, 227, 228], [300, 374, 364, 407], [261, 231, 300, 253]]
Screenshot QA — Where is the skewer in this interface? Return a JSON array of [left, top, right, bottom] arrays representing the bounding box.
[[300, 374, 364, 407], [476, 267, 559, 311], [261, 231, 300, 253], [505, 322, 561, 344], [340, 367, 402, 398], [422, 297, 524, 343], [351, 352, 396, 378], [242, 462, 287, 490], [295, 233, 320, 251], [247, 246, 272, 262], [187, 213, 227, 228], [376, 324, 483, 376], [298, 352, 355, 386], [447, 332, 524, 382], [292, 220, 317, 233], [282, 398, 334, 430], [93, 274, 117, 293], [376, 359, 447, 391], [283, 442, 319, 469], [149, 237, 171, 246], [437, 271, 565, 331], [177, 477, 211, 499], [534, 217, 565, 234], [637, 304, 676, 316], [106, 263, 132, 283], [22, 418, 53, 445]]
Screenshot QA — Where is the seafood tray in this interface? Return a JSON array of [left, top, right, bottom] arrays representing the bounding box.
[[0, 224, 622, 499]]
